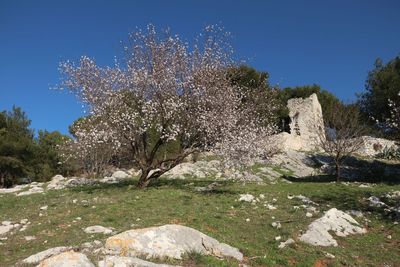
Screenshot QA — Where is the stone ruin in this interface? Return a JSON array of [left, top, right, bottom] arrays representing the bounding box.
[[273, 93, 325, 151], [273, 93, 397, 156]]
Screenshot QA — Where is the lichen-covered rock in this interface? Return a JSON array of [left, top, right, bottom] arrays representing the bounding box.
[[99, 256, 179, 267], [22, 246, 72, 264], [105, 224, 243, 261], [299, 208, 366, 246], [36, 251, 95, 267]]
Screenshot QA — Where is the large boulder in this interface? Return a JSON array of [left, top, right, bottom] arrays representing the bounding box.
[[99, 256, 179, 267], [22, 246, 72, 264], [299, 208, 366, 246], [36, 251, 95, 267], [105, 224, 243, 261]]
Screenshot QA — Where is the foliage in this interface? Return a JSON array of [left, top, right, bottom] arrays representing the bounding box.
[[59, 24, 278, 188], [376, 146, 400, 161], [0, 106, 71, 187], [0, 106, 35, 187], [358, 56, 400, 131], [227, 65, 282, 127]]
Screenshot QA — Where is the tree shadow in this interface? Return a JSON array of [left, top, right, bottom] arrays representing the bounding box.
[[289, 154, 400, 185], [71, 177, 237, 195]]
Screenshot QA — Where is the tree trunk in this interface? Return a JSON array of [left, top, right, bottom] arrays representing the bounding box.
[[137, 169, 150, 189], [335, 162, 340, 182]]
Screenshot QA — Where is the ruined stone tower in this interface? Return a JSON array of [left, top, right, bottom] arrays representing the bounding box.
[[287, 93, 325, 150]]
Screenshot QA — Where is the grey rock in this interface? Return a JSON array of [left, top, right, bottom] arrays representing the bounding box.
[[278, 238, 295, 249], [36, 251, 95, 267], [84, 225, 113, 234], [99, 256, 179, 267], [300, 208, 366, 246], [22, 246, 72, 264], [17, 186, 44, 196], [105, 224, 243, 261], [112, 170, 131, 179]]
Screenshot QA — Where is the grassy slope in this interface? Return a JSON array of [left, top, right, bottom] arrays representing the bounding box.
[[0, 178, 399, 267]]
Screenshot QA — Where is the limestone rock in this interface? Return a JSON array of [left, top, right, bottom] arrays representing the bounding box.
[[238, 194, 256, 203], [355, 136, 397, 157], [105, 224, 243, 261], [299, 208, 366, 246], [47, 175, 67, 190], [0, 224, 15, 235], [22, 246, 72, 264], [161, 160, 221, 179], [112, 170, 131, 179], [84, 225, 113, 234], [17, 186, 44, 196], [278, 238, 295, 249], [99, 256, 179, 267], [36, 251, 95, 267]]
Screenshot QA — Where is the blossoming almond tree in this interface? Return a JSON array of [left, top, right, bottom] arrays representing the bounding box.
[[59, 25, 278, 188], [388, 92, 400, 132]]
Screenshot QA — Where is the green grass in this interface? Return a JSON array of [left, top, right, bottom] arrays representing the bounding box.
[[0, 177, 399, 267]]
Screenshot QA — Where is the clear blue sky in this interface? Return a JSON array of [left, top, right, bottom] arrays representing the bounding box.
[[1, 0, 399, 135]]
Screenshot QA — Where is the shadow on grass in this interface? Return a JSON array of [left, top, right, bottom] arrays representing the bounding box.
[[310, 186, 399, 222], [287, 154, 400, 185], [70, 177, 237, 195]]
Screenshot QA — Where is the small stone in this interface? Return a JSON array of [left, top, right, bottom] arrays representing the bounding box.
[[306, 212, 313, 218], [278, 238, 295, 249], [24, 236, 36, 241], [271, 222, 281, 228], [239, 194, 256, 203], [245, 218, 250, 222], [387, 235, 392, 239], [83, 225, 113, 234], [267, 204, 277, 210], [72, 199, 78, 204], [259, 194, 265, 199], [20, 219, 28, 224], [325, 252, 335, 258], [40, 205, 48, 210], [275, 236, 281, 241]]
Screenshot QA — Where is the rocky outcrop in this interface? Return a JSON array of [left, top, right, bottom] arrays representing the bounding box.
[[36, 251, 95, 267], [299, 208, 366, 246], [99, 256, 179, 267], [22, 246, 72, 264], [355, 136, 397, 157], [104, 224, 243, 261], [161, 160, 222, 179]]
